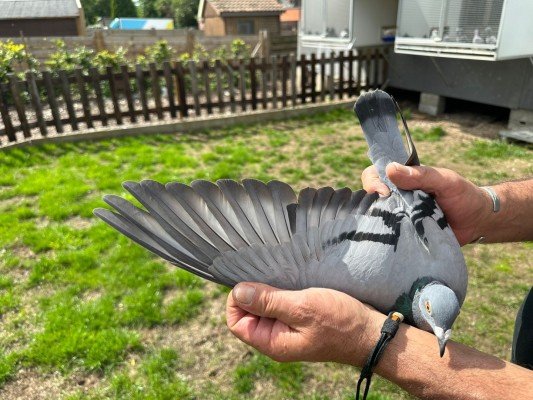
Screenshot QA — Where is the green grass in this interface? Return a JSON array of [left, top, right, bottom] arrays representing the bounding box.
[[0, 108, 531, 399]]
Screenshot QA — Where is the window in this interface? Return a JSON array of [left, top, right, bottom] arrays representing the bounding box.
[[301, 0, 352, 40], [237, 20, 255, 35], [397, 0, 504, 44]]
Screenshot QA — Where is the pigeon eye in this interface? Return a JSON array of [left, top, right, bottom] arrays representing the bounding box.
[[425, 301, 432, 314]]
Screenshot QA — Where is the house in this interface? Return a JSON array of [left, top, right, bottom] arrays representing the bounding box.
[[0, 0, 86, 37], [279, 0, 300, 34], [298, 0, 397, 56], [197, 0, 284, 36]]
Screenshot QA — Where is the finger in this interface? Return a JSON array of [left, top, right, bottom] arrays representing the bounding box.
[[226, 289, 298, 358], [361, 166, 390, 196], [386, 163, 460, 196], [230, 282, 309, 324]]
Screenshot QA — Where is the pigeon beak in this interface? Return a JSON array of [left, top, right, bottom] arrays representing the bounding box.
[[434, 327, 452, 358], [438, 337, 447, 358]]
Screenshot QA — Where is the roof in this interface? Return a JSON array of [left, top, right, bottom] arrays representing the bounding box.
[[200, 0, 283, 17], [280, 8, 300, 23], [0, 0, 81, 20]]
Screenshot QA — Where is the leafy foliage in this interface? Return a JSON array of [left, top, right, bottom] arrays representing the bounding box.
[[0, 40, 39, 83], [174, 0, 200, 27]]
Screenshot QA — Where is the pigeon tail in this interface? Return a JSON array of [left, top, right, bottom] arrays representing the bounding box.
[[354, 90, 419, 193]]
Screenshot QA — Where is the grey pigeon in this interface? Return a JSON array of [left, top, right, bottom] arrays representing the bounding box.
[[94, 90, 467, 356]]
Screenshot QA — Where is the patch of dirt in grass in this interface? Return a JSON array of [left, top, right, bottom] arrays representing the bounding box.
[[0, 196, 36, 209], [0, 370, 99, 400], [11, 246, 36, 260], [65, 216, 94, 230], [140, 283, 252, 391]]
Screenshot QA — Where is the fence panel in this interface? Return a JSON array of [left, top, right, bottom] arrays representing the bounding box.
[[0, 45, 392, 147]]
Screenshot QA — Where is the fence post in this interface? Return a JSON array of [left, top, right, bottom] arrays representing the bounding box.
[[258, 30, 271, 59], [271, 55, 278, 109], [214, 59, 225, 113], [300, 54, 307, 104], [338, 51, 345, 99], [249, 58, 257, 110], [135, 64, 150, 122], [261, 57, 268, 109], [186, 29, 196, 55], [187, 61, 201, 116], [310, 53, 317, 103], [348, 50, 354, 97], [163, 61, 177, 119], [149, 63, 163, 120], [281, 55, 288, 108], [290, 54, 297, 106], [226, 61, 237, 114], [8, 74, 31, 138], [88, 67, 107, 127], [74, 69, 94, 128], [42, 70, 64, 133], [105, 66, 123, 125], [202, 60, 213, 114], [93, 29, 106, 52], [174, 61, 189, 119], [329, 51, 335, 100], [0, 84, 16, 142], [238, 59, 247, 111], [26, 71, 48, 136], [120, 65, 137, 123]]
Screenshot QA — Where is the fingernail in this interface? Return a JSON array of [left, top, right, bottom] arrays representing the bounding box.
[[234, 284, 256, 305], [393, 163, 412, 176]]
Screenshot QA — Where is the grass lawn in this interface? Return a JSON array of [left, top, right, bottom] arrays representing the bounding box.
[[0, 107, 532, 399]]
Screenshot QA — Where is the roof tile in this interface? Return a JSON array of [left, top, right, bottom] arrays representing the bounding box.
[[209, 0, 283, 14], [0, 0, 80, 20]]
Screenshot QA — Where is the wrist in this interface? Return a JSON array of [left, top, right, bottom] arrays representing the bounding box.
[[470, 185, 499, 243], [344, 307, 387, 367]]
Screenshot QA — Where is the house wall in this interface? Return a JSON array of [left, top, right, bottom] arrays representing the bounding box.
[[204, 16, 226, 36], [202, 1, 226, 36], [0, 17, 80, 37], [224, 16, 280, 36]]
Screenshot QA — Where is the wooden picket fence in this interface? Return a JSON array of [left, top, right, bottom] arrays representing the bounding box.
[[0, 45, 391, 147]]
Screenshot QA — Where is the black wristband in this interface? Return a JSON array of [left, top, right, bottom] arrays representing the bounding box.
[[355, 312, 404, 400]]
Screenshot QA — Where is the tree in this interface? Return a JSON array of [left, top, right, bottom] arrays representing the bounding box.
[[138, 0, 159, 17], [82, 0, 137, 23], [174, 0, 200, 28]]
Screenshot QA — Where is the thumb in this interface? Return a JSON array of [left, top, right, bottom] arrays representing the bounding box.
[[232, 282, 305, 323], [386, 162, 453, 196]]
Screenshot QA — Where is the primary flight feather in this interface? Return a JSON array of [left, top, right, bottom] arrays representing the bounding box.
[[94, 90, 468, 356]]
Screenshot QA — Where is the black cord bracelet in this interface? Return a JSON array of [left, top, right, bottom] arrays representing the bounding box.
[[355, 311, 404, 400]]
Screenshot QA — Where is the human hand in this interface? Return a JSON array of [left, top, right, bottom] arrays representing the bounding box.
[[361, 163, 489, 246], [226, 282, 384, 366]]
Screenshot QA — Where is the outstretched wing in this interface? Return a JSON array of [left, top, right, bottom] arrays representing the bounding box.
[[94, 179, 381, 288]]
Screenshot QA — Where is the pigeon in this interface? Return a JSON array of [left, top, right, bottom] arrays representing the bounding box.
[[94, 90, 467, 356]]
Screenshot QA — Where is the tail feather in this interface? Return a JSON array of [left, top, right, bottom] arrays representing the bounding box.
[[355, 90, 414, 190]]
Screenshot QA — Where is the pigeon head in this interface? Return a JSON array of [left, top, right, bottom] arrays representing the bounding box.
[[415, 282, 460, 357]]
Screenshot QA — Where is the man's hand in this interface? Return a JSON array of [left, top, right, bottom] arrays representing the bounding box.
[[361, 163, 489, 245], [226, 282, 383, 366]]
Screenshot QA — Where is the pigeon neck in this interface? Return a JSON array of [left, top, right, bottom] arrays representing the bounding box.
[[393, 277, 438, 326]]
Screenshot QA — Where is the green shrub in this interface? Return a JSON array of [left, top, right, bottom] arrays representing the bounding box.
[[0, 40, 39, 82]]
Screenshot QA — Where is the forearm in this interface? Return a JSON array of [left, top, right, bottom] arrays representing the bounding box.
[[351, 313, 533, 399], [476, 179, 533, 243]]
